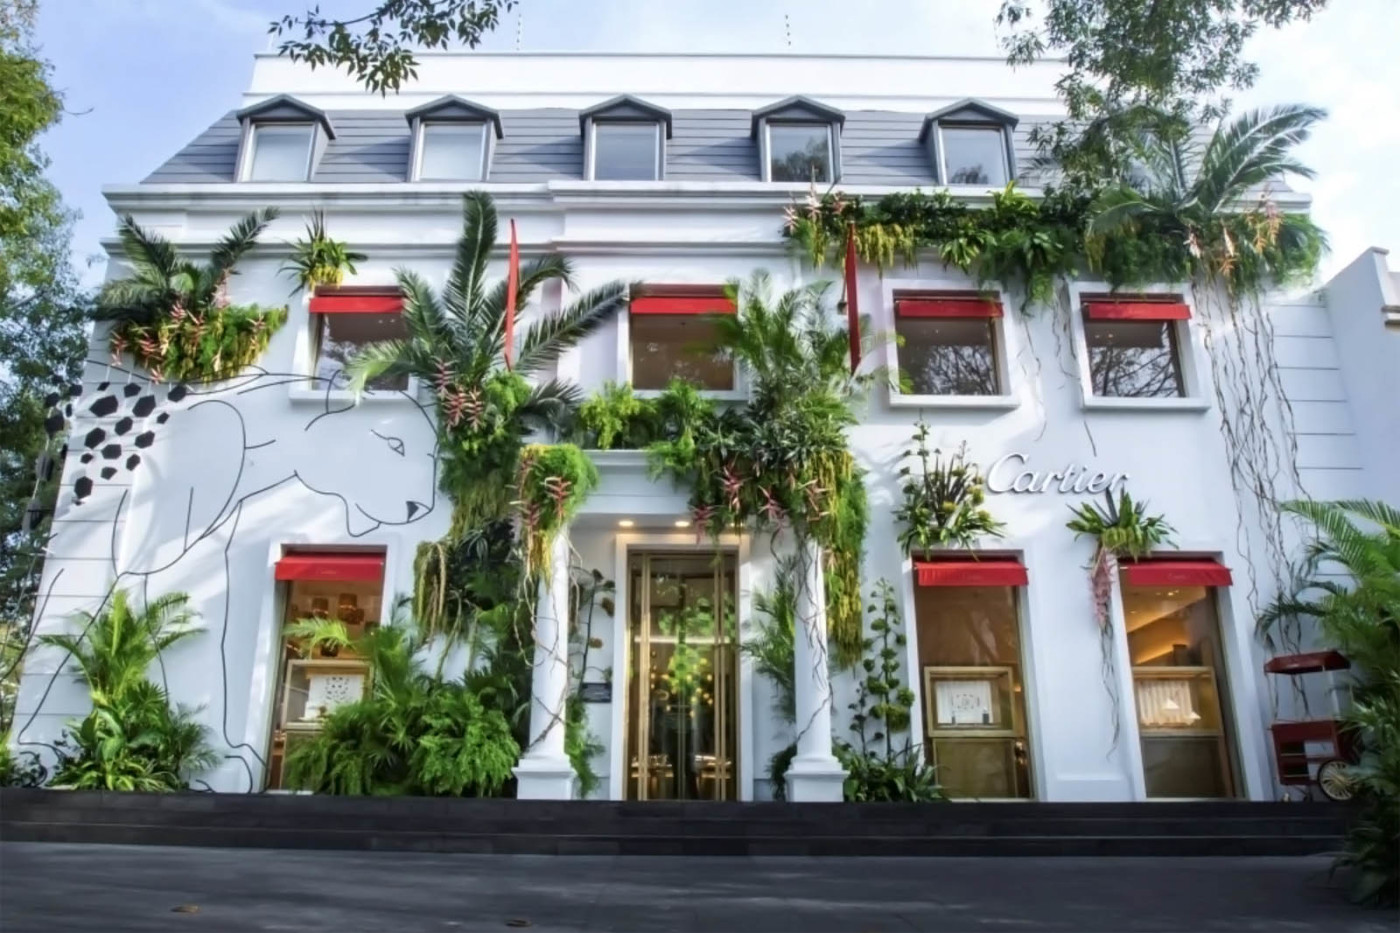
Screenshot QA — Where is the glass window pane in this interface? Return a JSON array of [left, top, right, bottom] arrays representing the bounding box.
[[768, 124, 831, 182], [896, 317, 999, 395], [630, 314, 733, 391], [315, 313, 409, 391], [248, 125, 313, 181], [1122, 583, 1239, 798], [941, 126, 1008, 186], [593, 123, 659, 181], [914, 585, 1033, 798], [1085, 319, 1185, 398], [418, 123, 485, 181]]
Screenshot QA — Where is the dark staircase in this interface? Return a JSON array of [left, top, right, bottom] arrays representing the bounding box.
[[0, 789, 1348, 856]]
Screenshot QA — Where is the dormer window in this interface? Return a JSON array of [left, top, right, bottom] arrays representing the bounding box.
[[580, 95, 671, 182], [236, 95, 335, 183], [405, 96, 502, 182], [247, 124, 315, 182], [752, 96, 845, 183], [920, 99, 1018, 188]]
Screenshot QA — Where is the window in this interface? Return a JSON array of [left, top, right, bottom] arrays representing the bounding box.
[[246, 124, 314, 181], [417, 123, 486, 181], [592, 123, 661, 181], [940, 126, 1009, 186], [314, 313, 409, 392], [1122, 570, 1239, 798], [629, 288, 735, 391], [1084, 318, 1185, 398], [265, 551, 385, 790], [914, 577, 1033, 799], [768, 124, 832, 182], [894, 296, 1003, 396]]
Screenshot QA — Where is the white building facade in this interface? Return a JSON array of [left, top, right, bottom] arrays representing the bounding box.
[[14, 53, 1392, 803]]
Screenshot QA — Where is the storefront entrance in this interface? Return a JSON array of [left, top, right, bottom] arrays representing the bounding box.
[[624, 551, 739, 801]]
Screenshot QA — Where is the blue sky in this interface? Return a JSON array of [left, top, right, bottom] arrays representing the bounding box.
[[35, 0, 1400, 287]]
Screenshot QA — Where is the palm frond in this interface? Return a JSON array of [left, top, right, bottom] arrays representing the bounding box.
[[517, 378, 584, 434], [1193, 106, 1325, 214], [207, 208, 279, 283], [344, 339, 413, 396], [514, 280, 631, 374], [442, 192, 497, 335]]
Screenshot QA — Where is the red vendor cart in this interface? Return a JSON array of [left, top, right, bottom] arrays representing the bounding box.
[[1265, 651, 1359, 801]]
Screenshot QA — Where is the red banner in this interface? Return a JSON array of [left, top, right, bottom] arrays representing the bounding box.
[[504, 219, 520, 371], [844, 223, 861, 373]]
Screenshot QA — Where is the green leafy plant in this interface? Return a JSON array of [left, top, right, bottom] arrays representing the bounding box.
[[742, 560, 798, 724], [346, 192, 629, 534], [836, 580, 943, 803], [896, 423, 1004, 554], [38, 590, 215, 791], [281, 210, 365, 293], [514, 443, 599, 579], [646, 272, 872, 666], [576, 380, 661, 450], [283, 608, 520, 797], [96, 210, 288, 382], [0, 743, 46, 788], [1259, 500, 1399, 907]]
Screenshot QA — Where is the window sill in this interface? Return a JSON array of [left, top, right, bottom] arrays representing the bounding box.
[[633, 387, 747, 403], [288, 384, 420, 405], [1081, 396, 1210, 413], [888, 393, 1019, 411]]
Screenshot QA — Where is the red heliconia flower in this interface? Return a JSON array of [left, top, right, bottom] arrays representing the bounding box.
[[720, 463, 744, 512], [148, 366, 164, 384], [434, 360, 452, 393], [463, 388, 485, 431], [543, 475, 573, 520], [759, 486, 786, 524], [691, 503, 716, 542]]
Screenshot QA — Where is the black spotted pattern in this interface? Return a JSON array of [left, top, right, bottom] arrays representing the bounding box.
[[123, 384, 141, 398], [126, 454, 141, 471], [156, 412, 170, 424], [114, 417, 133, 436], [101, 444, 122, 460], [44, 412, 64, 436], [73, 476, 92, 502], [132, 395, 156, 418], [89, 395, 118, 417], [80, 453, 93, 465], [82, 428, 106, 449], [134, 431, 154, 449], [100, 467, 117, 480], [167, 384, 188, 402]]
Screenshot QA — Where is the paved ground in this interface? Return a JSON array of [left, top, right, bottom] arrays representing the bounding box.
[[0, 843, 1392, 932]]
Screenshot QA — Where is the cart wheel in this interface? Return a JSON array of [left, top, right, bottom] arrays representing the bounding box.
[[1317, 759, 1356, 801]]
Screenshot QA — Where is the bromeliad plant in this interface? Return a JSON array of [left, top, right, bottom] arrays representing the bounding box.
[[281, 210, 366, 293], [96, 210, 288, 382], [347, 192, 630, 535], [514, 443, 599, 579], [1067, 489, 1176, 630], [646, 272, 871, 666], [896, 422, 1004, 554]]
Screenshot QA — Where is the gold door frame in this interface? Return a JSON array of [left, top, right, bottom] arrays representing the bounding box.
[[626, 549, 738, 801]]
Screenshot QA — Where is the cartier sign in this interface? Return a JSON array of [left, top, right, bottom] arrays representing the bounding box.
[[984, 452, 1130, 495]]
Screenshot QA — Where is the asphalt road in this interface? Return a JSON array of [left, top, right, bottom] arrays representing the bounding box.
[[0, 843, 1392, 932]]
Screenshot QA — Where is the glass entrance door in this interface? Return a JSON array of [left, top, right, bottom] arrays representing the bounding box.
[[625, 551, 738, 801]]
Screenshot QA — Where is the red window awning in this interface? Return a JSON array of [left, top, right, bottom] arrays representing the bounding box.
[[915, 558, 1028, 587], [1121, 558, 1232, 587], [1264, 650, 1350, 675], [896, 297, 1003, 319], [275, 552, 385, 582], [309, 287, 404, 315], [1084, 300, 1190, 321], [631, 284, 735, 315]]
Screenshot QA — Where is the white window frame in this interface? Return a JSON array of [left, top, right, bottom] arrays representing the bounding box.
[[616, 301, 745, 401], [937, 123, 1011, 188], [239, 122, 316, 183], [411, 121, 491, 182], [1066, 280, 1209, 412], [763, 121, 836, 184], [882, 277, 1019, 411], [587, 120, 664, 182], [288, 297, 420, 404]]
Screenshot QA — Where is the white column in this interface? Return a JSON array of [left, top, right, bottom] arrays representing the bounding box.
[[785, 537, 848, 802], [513, 529, 576, 799]]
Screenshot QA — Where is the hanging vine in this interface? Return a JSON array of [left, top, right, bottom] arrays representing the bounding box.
[[513, 443, 599, 580]]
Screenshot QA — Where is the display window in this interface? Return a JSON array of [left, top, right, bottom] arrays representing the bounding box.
[[1121, 563, 1240, 798], [264, 550, 385, 790], [913, 560, 1034, 798]]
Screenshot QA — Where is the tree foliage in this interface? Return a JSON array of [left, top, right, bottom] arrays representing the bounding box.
[[271, 0, 517, 95]]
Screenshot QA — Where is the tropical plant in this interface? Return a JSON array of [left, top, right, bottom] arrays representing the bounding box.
[[38, 590, 201, 702], [742, 559, 798, 723], [346, 192, 630, 532], [1087, 105, 1327, 294], [39, 589, 215, 791], [95, 210, 288, 382], [576, 380, 661, 450], [646, 273, 871, 665], [283, 609, 520, 797], [0, 742, 46, 788], [896, 423, 1004, 554], [1259, 500, 1399, 907], [281, 210, 366, 293], [514, 443, 599, 579], [837, 580, 942, 803]]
